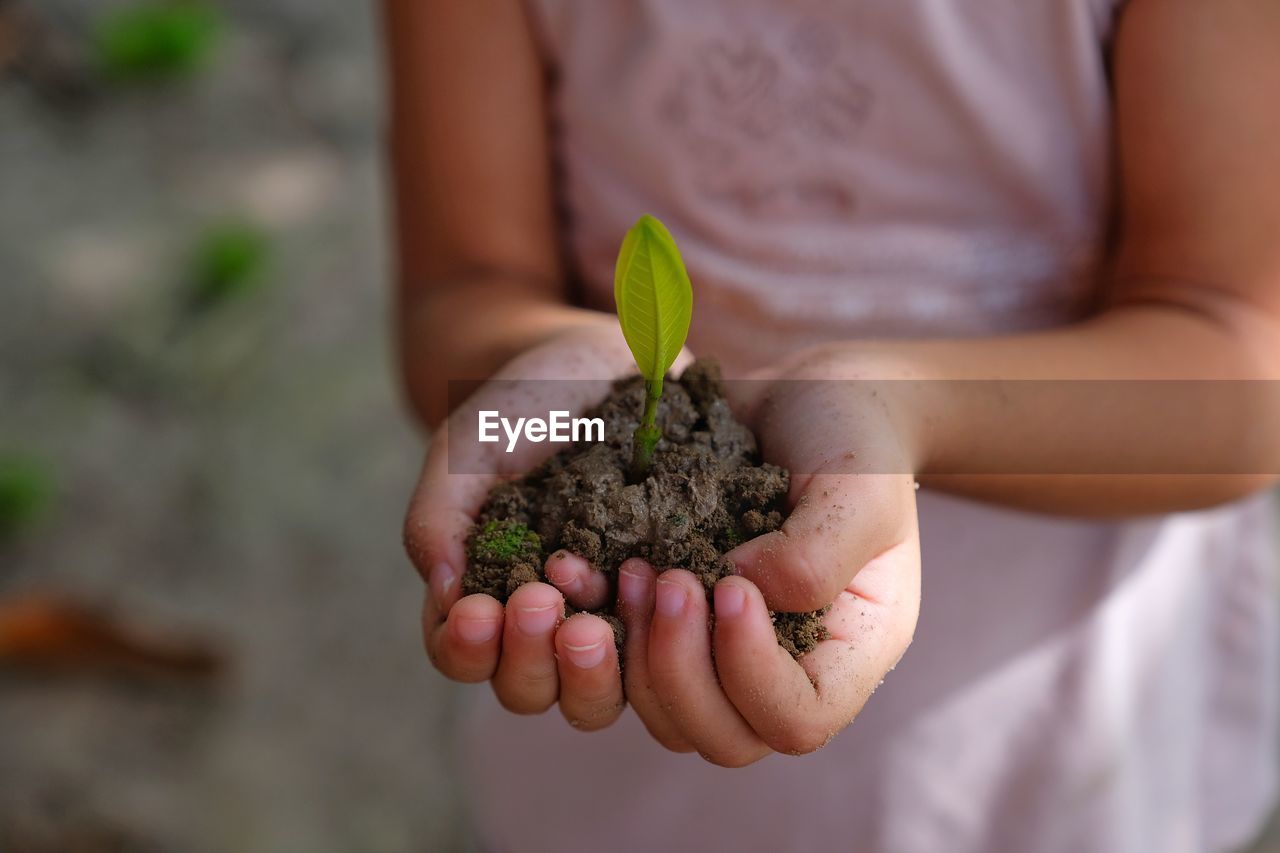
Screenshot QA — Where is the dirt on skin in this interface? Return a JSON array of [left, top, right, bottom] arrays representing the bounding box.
[[463, 359, 829, 658]]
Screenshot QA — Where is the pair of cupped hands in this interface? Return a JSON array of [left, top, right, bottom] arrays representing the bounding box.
[[404, 320, 921, 767]]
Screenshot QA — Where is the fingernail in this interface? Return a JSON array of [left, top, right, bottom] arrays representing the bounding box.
[[515, 601, 560, 637], [655, 579, 687, 618], [618, 564, 649, 603], [454, 617, 497, 644], [715, 583, 746, 619], [563, 638, 607, 669], [545, 554, 583, 595], [429, 563, 457, 605]]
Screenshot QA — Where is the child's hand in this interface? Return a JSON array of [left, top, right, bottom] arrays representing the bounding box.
[[617, 347, 922, 766], [404, 321, 693, 730]]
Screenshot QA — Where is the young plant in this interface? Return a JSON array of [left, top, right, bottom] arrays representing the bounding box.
[[614, 215, 693, 481]]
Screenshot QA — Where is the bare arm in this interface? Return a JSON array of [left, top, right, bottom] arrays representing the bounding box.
[[383, 0, 610, 426]]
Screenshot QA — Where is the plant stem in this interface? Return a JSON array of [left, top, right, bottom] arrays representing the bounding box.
[[629, 378, 663, 482]]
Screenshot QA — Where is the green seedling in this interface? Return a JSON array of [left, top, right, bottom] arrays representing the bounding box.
[[95, 2, 223, 82], [614, 215, 693, 481]]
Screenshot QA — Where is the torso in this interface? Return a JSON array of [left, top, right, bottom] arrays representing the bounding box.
[[531, 0, 1121, 367]]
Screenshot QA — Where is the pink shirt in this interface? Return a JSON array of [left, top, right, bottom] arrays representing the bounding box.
[[460, 2, 1278, 850]]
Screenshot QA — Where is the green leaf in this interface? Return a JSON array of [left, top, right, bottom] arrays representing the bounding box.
[[613, 215, 693, 383]]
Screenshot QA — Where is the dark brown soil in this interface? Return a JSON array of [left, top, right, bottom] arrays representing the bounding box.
[[463, 359, 828, 658]]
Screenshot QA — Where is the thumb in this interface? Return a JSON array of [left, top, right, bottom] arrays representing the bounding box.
[[725, 472, 915, 612]]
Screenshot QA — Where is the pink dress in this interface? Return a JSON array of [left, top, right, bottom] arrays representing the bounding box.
[[461, 1, 1279, 850]]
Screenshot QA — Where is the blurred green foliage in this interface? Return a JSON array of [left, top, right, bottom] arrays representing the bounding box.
[[188, 222, 272, 312], [94, 2, 223, 81], [0, 453, 56, 541]]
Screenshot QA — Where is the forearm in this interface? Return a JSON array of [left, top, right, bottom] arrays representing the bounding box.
[[398, 277, 612, 427], [384, 0, 583, 428], [837, 301, 1280, 516]]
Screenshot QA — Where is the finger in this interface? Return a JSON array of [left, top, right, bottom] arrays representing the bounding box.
[[421, 556, 461, 629], [710, 577, 832, 754], [713, 562, 917, 756], [404, 419, 492, 591], [545, 551, 610, 611], [647, 570, 771, 768], [425, 592, 503, 683], [615, 559, 694, 753], [555, 613, 625, 731], [727, 472, 914, 611], [491, 583, 564, 714]]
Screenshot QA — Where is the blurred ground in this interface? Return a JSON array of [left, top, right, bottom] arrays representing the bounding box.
[[0, 1, 464, 850], [0, 2, 1276, 852]]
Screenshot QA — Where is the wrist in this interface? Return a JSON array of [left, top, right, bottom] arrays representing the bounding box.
[[466, 300, 610, 376], [792, 342, 936, 477], [401, 283, 612, 424]]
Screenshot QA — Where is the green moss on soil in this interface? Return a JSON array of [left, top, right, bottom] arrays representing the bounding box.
[[471, 519, 541, 562]]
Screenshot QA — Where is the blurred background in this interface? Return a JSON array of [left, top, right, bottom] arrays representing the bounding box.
[[0, 2, 1277, 852], [0, 1, 465, 850]]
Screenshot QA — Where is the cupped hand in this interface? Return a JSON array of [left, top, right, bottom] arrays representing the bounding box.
[[403, 319, 693, 730], [619, 346, 923, 765]]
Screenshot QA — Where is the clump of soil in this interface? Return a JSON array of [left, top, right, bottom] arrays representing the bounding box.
[[463, 359, 828, 658]]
